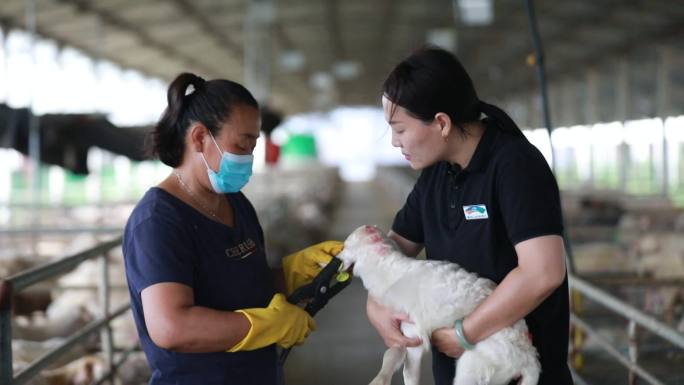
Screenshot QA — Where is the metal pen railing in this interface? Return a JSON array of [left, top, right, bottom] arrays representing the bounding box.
[[0, 236, 132, 385], [0, 227, 123, 236], [569, 274, 684, 385]]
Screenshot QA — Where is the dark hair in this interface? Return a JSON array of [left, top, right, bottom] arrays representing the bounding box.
[[382, 46, 523, 136], [147, 72, 259, 167]]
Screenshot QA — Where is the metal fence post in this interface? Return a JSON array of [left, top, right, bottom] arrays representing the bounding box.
[[0, 280, 14, 385], [99, 253, 114, 384], [628, 320, 639, 385], [570, 288, 585, 371]]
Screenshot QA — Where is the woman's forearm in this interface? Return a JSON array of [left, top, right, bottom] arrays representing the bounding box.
[[150, 306, 250, 353], [158, 268, 285, 353], [462, 266, 560, 344], [463, 235, 566, 344]]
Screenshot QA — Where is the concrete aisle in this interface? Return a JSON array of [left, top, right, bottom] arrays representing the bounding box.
[[284, 181, 433, 385]]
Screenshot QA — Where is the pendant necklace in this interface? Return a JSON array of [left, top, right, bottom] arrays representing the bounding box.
[[174, 171, 220, 221]]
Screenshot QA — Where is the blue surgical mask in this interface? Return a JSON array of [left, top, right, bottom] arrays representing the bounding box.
[[200, 134, 253, 193]]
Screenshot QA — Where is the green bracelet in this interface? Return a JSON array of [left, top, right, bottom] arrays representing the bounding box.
[[454, 318, 476, 350]]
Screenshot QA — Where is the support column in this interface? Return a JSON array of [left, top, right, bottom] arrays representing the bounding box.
[[244, 0, 274, 103], [656, 47, 672, 198], [616, 58, 630, 123], [25, 0, 40, 255], [0, 25, 8, 102], [586, 69, 600, 189], [616, 59, 630, 192]]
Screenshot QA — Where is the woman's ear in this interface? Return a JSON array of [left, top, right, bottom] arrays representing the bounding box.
[[188, 123, 208, 152], [434, 112, 452, 140]]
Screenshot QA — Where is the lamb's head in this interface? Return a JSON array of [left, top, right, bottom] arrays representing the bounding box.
[[336, 225, 395, 271]]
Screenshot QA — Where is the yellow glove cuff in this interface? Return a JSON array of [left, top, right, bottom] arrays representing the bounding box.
[[227, 309, 264, 352], [227, 294, 316, 352]]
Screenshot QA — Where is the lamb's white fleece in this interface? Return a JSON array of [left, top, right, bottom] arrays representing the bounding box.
[[337, 225, 540, 385]]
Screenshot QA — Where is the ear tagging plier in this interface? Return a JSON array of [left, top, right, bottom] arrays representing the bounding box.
[[279, 257, 352, 364]]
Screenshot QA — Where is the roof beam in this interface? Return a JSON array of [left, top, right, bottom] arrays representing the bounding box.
[[507, 2, 684, 97], [172, 0, 312, 111], [0, 15, 175, 80], [475, 1, 626, 98], [549, 19, 684, 86], [170, 0, 242, 58], [54, 0, 219, 77]]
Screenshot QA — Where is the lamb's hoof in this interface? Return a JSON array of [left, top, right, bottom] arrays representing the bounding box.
[[368, 376, 389, 385]]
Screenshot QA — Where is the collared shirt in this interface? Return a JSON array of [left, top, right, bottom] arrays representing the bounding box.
[[393, 118, 572, 385], [123, 188, 278, 385]]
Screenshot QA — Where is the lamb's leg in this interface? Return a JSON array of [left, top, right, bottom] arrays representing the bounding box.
[[369, 347, 406, 385], [517, 363, 540, 385], [453, 352, 491, 385], [398, 321, 425, 385], [402, 346, 424, 385]]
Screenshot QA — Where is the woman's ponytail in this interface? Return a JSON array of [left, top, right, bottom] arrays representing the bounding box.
[[478, 101, 525, 137], [383, 47, 526, 138], [147, 73, 208, 167]]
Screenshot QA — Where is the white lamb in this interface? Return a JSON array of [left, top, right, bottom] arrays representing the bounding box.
[[336, 225, 540, 385]]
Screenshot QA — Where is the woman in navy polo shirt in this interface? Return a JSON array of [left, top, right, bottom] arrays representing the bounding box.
[[123, 73, 342, 385], [367, 47, 573, 384]]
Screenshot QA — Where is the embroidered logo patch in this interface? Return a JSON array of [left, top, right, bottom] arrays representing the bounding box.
[[225, 238, 257, 260], [463, 204, 489, 220]]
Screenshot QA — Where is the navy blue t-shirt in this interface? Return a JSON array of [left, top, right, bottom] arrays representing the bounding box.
[[122, 187, 277, 385]]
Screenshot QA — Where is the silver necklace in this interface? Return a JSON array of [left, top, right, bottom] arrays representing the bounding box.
[[174, 171, 220, 220]]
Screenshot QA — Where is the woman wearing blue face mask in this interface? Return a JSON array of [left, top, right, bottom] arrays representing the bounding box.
[[122, 72, 343, 385]]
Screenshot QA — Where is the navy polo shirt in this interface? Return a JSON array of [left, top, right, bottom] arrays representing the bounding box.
[[392, 119, 572, 385], [123, 188, 277, 385]]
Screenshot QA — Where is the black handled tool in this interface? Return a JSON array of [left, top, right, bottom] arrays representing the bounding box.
[[279, 257, 352, 365]]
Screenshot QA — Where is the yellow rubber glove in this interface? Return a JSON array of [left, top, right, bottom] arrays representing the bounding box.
[[228, 293, 315, 352], [282, 240, 344, 295]]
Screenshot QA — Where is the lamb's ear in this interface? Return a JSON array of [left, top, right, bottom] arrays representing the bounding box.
[[335, 249, 352, 271]]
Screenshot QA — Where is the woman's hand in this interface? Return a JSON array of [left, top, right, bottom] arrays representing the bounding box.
[[282, 241, 344, 295], [230, 293, 316, 352], [367, 295, 422, 348], [431, 327, 465, 358]]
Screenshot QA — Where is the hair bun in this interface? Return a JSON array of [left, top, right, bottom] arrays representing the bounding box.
[[192, 74, 206, 90]]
